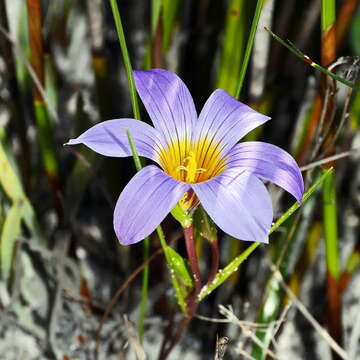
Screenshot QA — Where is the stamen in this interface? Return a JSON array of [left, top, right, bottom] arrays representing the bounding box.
[[174, 151, 208, 183], [161, 140, 224, 183], [176, 165, 188, 172]]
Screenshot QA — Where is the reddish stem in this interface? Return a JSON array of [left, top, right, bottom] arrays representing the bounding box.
[[207, 239, 220, 285], [159, 226, 203, 359], [183, 225, 201, 294]]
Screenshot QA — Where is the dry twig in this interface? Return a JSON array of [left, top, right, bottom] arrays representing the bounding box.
[[269, 263, 349, 360]]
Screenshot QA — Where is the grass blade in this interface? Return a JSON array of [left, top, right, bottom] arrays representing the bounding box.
[[126, 130, 150, 341], [322, 169, 342, 344], [216, 0, 249, 96], [26, 0, 61, 214], [0, 143, 24, 201], [1, 200, 24, 286], [235, 0, 265, 99], [108, 0, 141, 120], [264, 27, 360, 91], [0, 142, 45, 245], [162, 0, 181, 51]]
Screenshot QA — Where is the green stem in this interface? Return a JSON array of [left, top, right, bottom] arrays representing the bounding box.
[[322, 168, 342, 348], [264, 27, 359, 91], [109, 0, 144, 336], [156, 223, 187, 314], [321, 0, 336, 32], [110, 4, 147, 331], [139, 236, 149, 343], [126, 130, 149, 342], [322, 170, 340, 279], [235, 0, 265, 99], [108, 0, 141, 120]]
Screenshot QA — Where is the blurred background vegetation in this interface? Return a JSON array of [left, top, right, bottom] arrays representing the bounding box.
[[0, 0, 360, 359]]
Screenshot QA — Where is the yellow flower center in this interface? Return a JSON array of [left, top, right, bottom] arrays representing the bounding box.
[[158, 138, 227, 184]]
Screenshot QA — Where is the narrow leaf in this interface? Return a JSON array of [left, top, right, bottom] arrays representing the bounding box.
[[0, 143, 24, 201], [265, 27, 360, 91], [165, 246, 193, 288], [1, 200, 24, 284], [162, 0, 180, 51]]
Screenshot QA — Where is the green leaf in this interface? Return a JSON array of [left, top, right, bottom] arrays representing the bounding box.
[[0, 143, 24, 201], [321, 0, 335, 32], [22, 199, 46, 245], [322, 170, 340, 279], [193, 206, 217, 243], [151, 0, 162, 35], [171, 203, 192, 228], [155, 227, 188, 314], [0, 142, 45, 245], [162, 0, 181, 51], [216, 0, 250, 96], [109, 0, 141, 120], [165, 246, 193, 288], [236, 0, 265, 98], [164, 245, 192, 314], [34, 101, 58, 176], [265, 27, 360, 91], [1, 200, 24, 284]]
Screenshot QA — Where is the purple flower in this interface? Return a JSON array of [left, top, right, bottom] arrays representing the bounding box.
[[66, 69, 304, 245]]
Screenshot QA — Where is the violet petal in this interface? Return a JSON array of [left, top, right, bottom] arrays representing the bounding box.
[[134, 69, 197, 152], [114, 165, 190, 245], [65, 119, 163, 163], [226, 142, 304, 202], [193, 89, 270, 157], [191, 169, 273, 243]]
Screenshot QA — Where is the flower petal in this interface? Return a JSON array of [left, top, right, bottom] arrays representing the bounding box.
[[134, 69, 197, 155], [65, 119, 163, 163], [114, 165, 190, 245], [193, 89, 270, 157], [226, 142, 304, 202], [191, 169, 273, 243]]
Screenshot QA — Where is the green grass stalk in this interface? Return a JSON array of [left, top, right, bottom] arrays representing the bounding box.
[[321, 0, 336, 33], [108, 0, 141, 120], [322, 169, 342, 347], [108, 0, 147, 338], [0, 2, 31, 185], [321, 0, 336, 67], [126, 130, 150, 342], [322, 171, 340, 280], [235, 0, 265, 99], [321, 0, 342, 349], [216, 0, 248, 96], [264, 28, 358, 91], [26, 0, 61, 215]]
